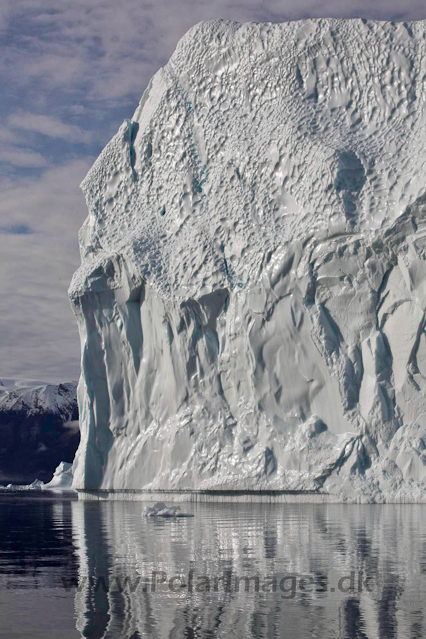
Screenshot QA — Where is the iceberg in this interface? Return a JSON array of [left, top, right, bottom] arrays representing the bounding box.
[[70, 19, 426, 502]]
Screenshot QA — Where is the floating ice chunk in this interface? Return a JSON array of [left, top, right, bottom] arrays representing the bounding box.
[[28, 479, 44, 490], [145, 502, 194, 518], [1, 479, 45, 491]]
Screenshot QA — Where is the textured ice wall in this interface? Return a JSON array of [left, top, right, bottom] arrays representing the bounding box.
[[70, 19, 426, 500]]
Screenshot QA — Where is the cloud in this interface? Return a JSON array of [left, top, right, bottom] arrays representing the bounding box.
[[0, 159, 92, 382], [0, 224, 33, 235], [0, 147, 48, 167], [7, 112, 93, 143], [0, 128, 49, 167]]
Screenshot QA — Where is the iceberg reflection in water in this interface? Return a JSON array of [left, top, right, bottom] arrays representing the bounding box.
[[0, 495, 425, 638], [70, 501, 426, 638]]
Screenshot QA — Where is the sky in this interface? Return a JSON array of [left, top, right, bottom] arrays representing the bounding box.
[[1, 0, 425, 383]]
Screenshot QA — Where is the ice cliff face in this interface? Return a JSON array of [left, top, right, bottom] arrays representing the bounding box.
[[0, 380, 79, 484], [70, 18, 426, 500]]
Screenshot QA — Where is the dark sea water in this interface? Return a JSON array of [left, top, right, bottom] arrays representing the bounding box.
[[0, 494, 426, 638]]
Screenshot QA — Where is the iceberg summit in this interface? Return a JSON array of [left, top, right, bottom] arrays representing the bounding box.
[[70, 19, 426, 502]]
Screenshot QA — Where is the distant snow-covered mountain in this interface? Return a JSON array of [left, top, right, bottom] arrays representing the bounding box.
[[0, 380, 79, 484]]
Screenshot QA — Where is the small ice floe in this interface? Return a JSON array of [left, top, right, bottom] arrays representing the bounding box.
[[144, 502, 194, 518], [1, 479, 45, 491]]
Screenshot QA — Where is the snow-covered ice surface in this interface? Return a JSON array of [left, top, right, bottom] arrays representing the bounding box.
[[70, 19, 426, 502]]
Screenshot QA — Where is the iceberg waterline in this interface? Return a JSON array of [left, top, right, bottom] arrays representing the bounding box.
[[70, 18, 426, 501]]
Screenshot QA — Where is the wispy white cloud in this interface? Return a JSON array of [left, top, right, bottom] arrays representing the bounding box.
[[0, 111, 91, 170], [7, 112, 93, 143], [0, 159, 92, 381], [0, 147, 48, 167]]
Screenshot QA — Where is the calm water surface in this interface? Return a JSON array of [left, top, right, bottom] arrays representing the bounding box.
[[0, 494, 426, 638]]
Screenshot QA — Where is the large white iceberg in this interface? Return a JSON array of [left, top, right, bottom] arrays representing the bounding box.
[[70, 19, 426, 501]]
